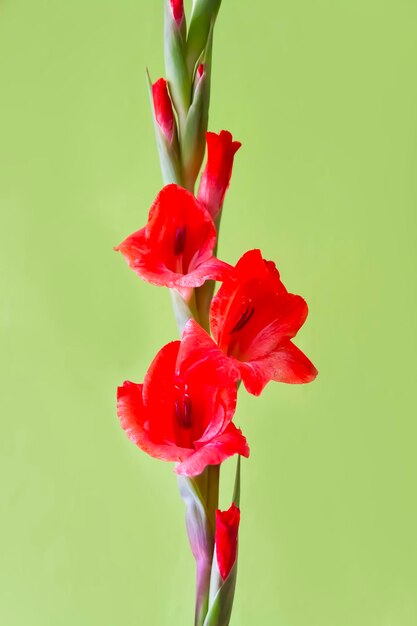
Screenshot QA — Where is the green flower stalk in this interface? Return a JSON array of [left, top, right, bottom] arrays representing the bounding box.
[[115, 2, 318, 625]]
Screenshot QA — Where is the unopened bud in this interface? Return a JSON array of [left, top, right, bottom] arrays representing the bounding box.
[[152, 78, 175, 143], [215, 503, 240, 581], [148, 72, 181, 186], [165, 0, 190, 121], [170, 0, 184, 24], [198, 130, 241, 220], [197, 63, 204, 79]]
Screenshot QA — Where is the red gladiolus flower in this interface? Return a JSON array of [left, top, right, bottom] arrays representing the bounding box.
[[115, 184, 231, 300], [117, 338, 249, 477], [197, 131, 241, 220], [152, 78, 175, 143], [210, 249, 318, 395], [215, 503, 240, 580]]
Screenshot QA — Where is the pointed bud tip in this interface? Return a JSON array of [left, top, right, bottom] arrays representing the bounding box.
[[152, 78, 175, 143], [215, 503, 240, 581], [170, 0, 184, 24]]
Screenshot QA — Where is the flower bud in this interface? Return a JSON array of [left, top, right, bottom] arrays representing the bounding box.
[[164, 0, 190, 123], [152, 78, 175, 143], [147, 73, 182, 185], [204, 501, 240, 624], [170, 0, 184, 25], [215, 503, 240, 581], [198, 130, 241, 220]]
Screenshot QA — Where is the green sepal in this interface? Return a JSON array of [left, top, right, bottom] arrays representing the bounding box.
[[146, 70, 183, 186], [204, 456, 241, 626], [178, 473, 213, 626], [186, 0, 222, 75], [195, 211, 221, 332], [232, 454, 241, 508], [203, 560, 238, 626], [178, 465, 220, 626], [170, 288, 200, 336], [181, 25, 213, 191], [164, 0, 192, 127]]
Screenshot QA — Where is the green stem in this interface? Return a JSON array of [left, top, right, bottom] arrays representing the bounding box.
[[179, 465, 220, 626], [206, 464, 220, 533]]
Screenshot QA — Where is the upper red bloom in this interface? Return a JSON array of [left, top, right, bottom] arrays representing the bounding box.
[[210, 249, 318, 395], [152, 78, 175, 143], [117, 332, 249, 477], [197, 131, 241, 220], [215, 503, 240, 580], [115, 184, 231, 300]]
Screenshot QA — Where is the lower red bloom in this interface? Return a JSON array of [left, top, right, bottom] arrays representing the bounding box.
[[117, 339, 249, 477], [210, 249, 318, 395], [115, 184, 231, 300], [215, 503, 240, 580]]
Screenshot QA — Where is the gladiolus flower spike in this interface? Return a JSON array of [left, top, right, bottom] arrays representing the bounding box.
[[115, 3, 318, 625]]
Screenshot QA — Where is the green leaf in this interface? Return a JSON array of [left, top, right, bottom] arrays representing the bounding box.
[[181, 24, 214, 191], [232, 455, 241, 508], [186, 0, 222, 75], [203, 561, 238, 626]]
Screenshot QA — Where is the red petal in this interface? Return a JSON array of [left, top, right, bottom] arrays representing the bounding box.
[[170, 0, 184, 23], [175, 423, 249, 477], [117, 379, 192, 463], [177, 321, 239, 444], [179, 319, 240, 384], [238, 340, 318, 395], [215, 503, 240, 580]]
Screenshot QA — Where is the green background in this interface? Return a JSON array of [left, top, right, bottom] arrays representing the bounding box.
[[1, 1, 416, 624]]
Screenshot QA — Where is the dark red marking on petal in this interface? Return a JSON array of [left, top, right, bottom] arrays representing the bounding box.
[[175, 393, 192, 429], [229, 306, 255, 334], [174, 225, 187, 256]]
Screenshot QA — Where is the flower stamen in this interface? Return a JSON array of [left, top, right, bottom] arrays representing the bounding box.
[[175, 393, 192, 429]]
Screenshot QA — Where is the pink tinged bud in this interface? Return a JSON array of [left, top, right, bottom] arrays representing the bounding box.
[[193, 64, 205, 91], [198, 130, 242, 220], [215, 503, 240, 580], [170, 0, 184, 24], [152, 78, 175, 143]]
